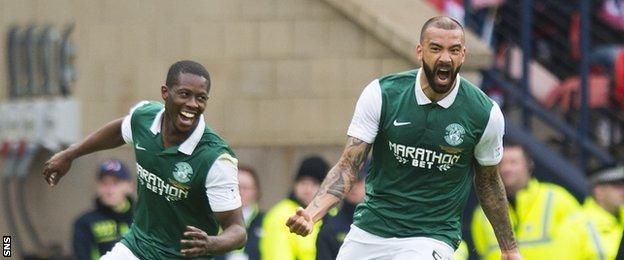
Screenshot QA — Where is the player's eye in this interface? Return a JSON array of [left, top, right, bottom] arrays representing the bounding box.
[[197, 96, 208, 102]]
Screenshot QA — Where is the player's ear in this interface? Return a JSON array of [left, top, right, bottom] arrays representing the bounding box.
[[416, 44, 423, 60], [161, 85, 169, 101], [461, 46, 466, 63]]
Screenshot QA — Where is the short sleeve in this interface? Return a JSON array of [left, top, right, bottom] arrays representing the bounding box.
[[121, 101, 149, 144], [205, 153, 242, 212], [346, 79, 382, 144], [474, 102, 505, 166]]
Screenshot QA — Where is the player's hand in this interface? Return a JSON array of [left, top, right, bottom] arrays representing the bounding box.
[[501, 249, 522, 260], [180, 226, 214, 257], [285, 207, 314, 236], [42, 150, 74, 186]]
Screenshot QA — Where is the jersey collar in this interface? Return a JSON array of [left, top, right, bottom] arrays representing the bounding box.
[[149, 108, 205, 155], [414, 68, 461, 108]]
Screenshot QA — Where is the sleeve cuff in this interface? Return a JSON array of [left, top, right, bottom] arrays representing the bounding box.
[[211, 199, 243, 212], [347, 130, 375, 144]]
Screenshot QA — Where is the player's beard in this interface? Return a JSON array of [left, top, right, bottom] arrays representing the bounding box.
[[422, 60, 461, 94]]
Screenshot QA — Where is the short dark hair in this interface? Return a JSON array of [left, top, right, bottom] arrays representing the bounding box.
[[165, 60, 211, 89], [420, 16, 464, 43]]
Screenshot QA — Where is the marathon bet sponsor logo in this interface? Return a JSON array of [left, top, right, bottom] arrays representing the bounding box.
[[444, 123, 465, 146], [173, 162, 193, 183], [137, 163, 189, 201], [388, 141, 460, 171]]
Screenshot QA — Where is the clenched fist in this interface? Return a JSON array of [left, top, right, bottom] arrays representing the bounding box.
[[285, 207, 314, 236]]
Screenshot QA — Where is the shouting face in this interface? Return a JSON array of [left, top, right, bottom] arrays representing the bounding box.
[[417, 27, 465, 94], [161, 73, 209, 134]]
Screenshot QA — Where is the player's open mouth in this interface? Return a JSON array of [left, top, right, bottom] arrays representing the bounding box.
[[178, 111, 196, 127], [435, 67, 451, 84]]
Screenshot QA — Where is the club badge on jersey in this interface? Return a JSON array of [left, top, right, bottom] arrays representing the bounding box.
[[444, 123, 466, 146], [173, 162, 193, 184]]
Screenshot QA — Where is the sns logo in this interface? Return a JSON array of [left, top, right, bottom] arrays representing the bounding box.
[[173, 162, 193, 183], [3, 236, 10, 257]]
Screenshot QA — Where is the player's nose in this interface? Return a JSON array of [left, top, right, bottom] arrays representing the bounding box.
[[186, 96, 200, 109]]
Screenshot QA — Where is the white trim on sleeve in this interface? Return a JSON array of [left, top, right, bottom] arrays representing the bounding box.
[[346, 79, 382, 144], [474, 102, 505, 166], [205, 153, 242, 212], [121, 100, 149, 144]]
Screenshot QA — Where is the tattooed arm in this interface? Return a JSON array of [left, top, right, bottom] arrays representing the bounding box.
[[286, 137, 371, 236], [474, 164, 522, 259]]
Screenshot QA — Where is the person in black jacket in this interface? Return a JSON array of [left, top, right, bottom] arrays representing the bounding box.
[[216, 165, 264, 260], [72, 159, 133, 260], [316, 160, 369, 260]]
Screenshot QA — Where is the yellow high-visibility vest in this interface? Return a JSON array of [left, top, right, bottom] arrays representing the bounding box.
[[260, 199, 322, 260], [454, 240, 469, 260], [552, 198, 624, 260], [471, 179, 580, 260]]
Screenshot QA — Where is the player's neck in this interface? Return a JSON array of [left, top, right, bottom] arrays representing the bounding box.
[[420, 75, 455, 102], [161, 116, 192, 148]]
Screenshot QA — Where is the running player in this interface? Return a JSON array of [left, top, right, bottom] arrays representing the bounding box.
[[286, 16, 521, 259], [43, 60, 246, 259]]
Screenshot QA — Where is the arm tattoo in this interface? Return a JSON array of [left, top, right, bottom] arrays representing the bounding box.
[[474, 165, 518, 251], [313, 137, 371, 207]]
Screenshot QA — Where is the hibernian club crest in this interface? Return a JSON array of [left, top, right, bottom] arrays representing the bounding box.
[[173, 162, 193, 183], [444, 123, 465, 146]]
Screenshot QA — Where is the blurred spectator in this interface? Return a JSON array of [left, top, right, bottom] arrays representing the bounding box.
[[260, 156, 328, 260], [426, 0, 465, 22], [471, 141, 580, 260], [216, 165, 264, 260], [552, 165, 624, 259], [543, 69, 611, 111], [72, 159, 133, 260], [599, 0, 624, 31], [426, 0, 505, 41], [315, 160, 369, 260]]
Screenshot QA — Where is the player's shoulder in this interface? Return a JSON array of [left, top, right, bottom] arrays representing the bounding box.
[[131, 100, 163, 115], [458, 78, 495, 110], [128, 101, 163, 129], [198, 126, 232, 150], [377, 70, 418, 90]]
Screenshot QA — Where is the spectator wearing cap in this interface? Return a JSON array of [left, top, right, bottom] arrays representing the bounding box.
[[72, 159, 134, 260], [315, 159, 369, 260], [552, 165, 624, 260], [260, 156, 328, 260]]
